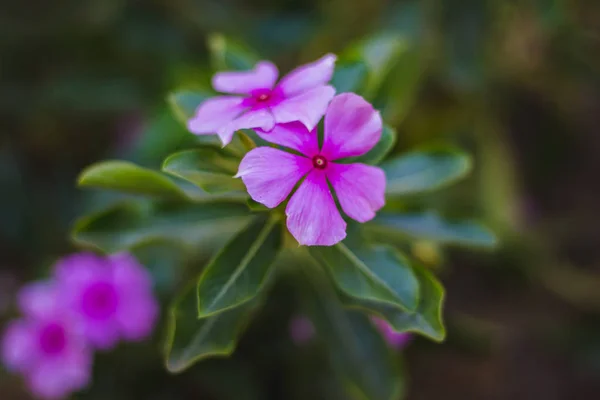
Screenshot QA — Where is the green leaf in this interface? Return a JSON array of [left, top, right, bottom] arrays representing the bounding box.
[[162, 148, 245, 194], [300, 260, 404, 400], [369, 211, 498, 248], [382, 148, 472, 195], [311, 243, 419, 312], [78, 161, 187, 199], [197, 216, 282, 317], [343, 125, 397, 165], [353, 33, 409, 98], [343, 265, 446, 342], [207, 33, 260, 71], [165, 283, 261, 373], [246, 198, 269, 212], [331, 60, 368, 94], [72, 200, 252, 253]]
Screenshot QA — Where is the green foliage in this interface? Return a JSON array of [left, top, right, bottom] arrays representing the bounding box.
[[196, 216, 282, 317], [343, 264, 446, 342], [78, 161, 188, 199], [165, 282, 262, 373], [311, 243, 419, 312], [67, 32, 497, 400], [369, 211, 497, 248], [162, 148, 246, 194], [72, 200, 252, 253], [300, 260, 405, 400], [382, 148, 473, 196]]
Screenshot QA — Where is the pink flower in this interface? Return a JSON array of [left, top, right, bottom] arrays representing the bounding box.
[[289, 316, 315, 345], [2, 282, 92, 399], [236, 93, 386, 246], [54, 252, 159, 350], [187, 54, 337, 145], [372, 317, 412, 349]]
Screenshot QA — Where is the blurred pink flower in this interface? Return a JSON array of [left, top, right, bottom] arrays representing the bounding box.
[[236, 93, 385, 246], [2, 282, 92, 399], [54, 252, 159, 350], [371, 317, 412, 349], [289, 315, 316, 345], [187, 54, 337, 145]]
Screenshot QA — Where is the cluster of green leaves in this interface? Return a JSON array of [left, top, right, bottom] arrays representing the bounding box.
[[72, 34, 496, 400]]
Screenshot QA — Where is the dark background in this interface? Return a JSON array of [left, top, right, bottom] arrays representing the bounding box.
[[1, 0, 600, 399]]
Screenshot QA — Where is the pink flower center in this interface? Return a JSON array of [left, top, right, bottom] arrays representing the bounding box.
[[39, 323, 67, 355], [312, 155, 328, 169], [245, 87, 284, 110], [82, 281, 118, 320]]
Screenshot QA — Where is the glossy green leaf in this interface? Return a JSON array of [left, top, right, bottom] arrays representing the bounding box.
[[78, 161, 187, 199], [165, 283, 261, 373], [300, 261, 404, 400], [382, 148, 472, 195], [207, 33, 260, 71], [369, 211, 498, 248], [343, 125, 397, 165], [331, 61, 368, 94], [343, 265, 445, 342], [72, 200, 252, 253], [197, 216, 282, 317], [311, 243, 419, 312], [162, 148, 245, 193]]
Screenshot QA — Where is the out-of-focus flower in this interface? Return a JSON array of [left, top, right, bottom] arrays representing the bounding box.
[[236, 93, 385, 246], [187, 54, 337, 145], [289, 315, 316, 345], [54, 252, 159, 350], [1, 282, 92, 399], [372, 317, 412, 349]]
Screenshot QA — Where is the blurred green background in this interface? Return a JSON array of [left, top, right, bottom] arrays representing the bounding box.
[[2, 0, 600, 398]]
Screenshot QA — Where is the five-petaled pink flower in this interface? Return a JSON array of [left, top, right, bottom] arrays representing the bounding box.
[[236, 93, 386, 246], [187, 54, 337, 145], [2, 282, 92, 399], [54, 252, 159, 350]]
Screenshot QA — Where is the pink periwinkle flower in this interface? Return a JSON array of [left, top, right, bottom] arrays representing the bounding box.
[[187, 54, 337, 145], [54, 252, 159, 350], [2, 282, 92, 399], [372, 317, 412, 349], [236, 93, 386, 246]]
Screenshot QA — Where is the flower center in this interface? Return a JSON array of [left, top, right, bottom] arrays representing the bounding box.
[[39, 323, 67, 355], [312, 155, 328, 169], [257, 93, 270, 102], [81, 281, 118, 320]]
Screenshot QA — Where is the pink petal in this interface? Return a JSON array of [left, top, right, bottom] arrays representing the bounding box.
[[116, 296, 159, 341], [2, 320, 35, 372], [277, 53, 337, 96], [212, 61, 279, 95], [321, 93, 382, 160], [187, 96, 246, 136], [217, 108, 276, 145], [327, 163, 386, 222], [285, 170, 347, 246], [255, 122, 319, 157], [236, 147, 313, 208], [372, 317, 412, 349], [271, 85, 335, 131], [17, 282, 58, 319]]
